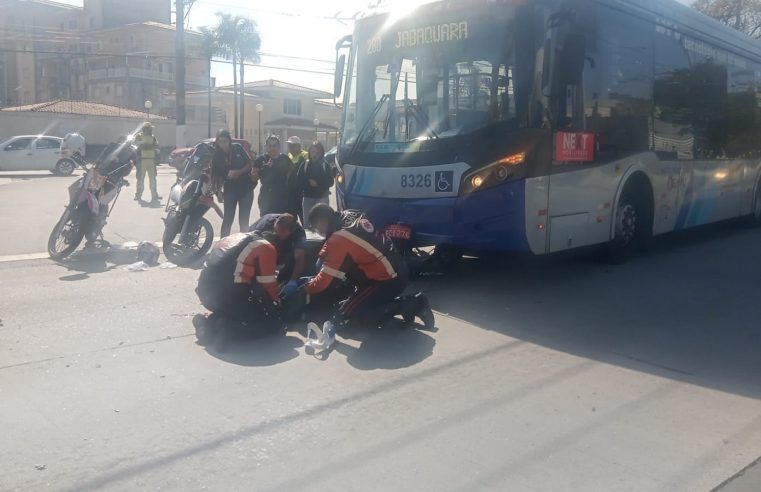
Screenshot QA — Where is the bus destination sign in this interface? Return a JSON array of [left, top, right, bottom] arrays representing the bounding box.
[[367, 20, 471, 55]]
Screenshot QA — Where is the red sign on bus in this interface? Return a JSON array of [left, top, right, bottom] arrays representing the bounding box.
[[554, 132, 596, 163]]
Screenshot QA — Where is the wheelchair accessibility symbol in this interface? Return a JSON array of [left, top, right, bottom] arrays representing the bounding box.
[[435, 171, 454, 193]]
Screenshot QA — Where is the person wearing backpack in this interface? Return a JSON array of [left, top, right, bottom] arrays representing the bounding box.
[[296, 141, 334, 223]]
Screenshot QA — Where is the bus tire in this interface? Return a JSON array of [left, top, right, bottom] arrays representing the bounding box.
[[607, 177, 653, 264]]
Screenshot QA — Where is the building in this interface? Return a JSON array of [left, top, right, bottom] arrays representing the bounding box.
[[173, 79, 342, 153], [0, 0, 204, 111], [0, 0, 82, 105], [84, 0, 171, 30], [83, 22, 206, 110]]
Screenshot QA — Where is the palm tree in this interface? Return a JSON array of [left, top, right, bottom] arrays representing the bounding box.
[[212, 13, 261, 139], [236, 19, 261, 140], [214, 12, 242, 137], [198, 26, 218, 138]]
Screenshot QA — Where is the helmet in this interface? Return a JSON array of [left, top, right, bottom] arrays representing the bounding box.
[[287, 136, 302, 146], [62, 133, 86, 157]]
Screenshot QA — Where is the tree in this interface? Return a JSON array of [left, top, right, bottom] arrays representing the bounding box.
[[198, 26, 218, 138], [212, 13, 261, 140], [694, 0, 761, 38], [214, 12, 242, 138], [236, 19, 262, 141]]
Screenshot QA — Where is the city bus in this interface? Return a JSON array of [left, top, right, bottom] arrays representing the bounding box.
[[331, 0, 761, 263]]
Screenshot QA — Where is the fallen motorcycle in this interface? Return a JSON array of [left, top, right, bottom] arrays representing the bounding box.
[[47, 139, 136, 260]]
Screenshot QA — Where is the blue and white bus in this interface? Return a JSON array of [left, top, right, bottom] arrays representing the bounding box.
[[332, 0, 761, 262]]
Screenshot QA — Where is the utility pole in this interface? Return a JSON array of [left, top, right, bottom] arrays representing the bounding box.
[[175, 0, 187, 149]]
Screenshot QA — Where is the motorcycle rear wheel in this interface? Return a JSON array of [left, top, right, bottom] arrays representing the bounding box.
[[48, 208, 85, 260], [163, 216, 214, 266]]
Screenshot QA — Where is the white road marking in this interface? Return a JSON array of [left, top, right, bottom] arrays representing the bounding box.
[[0, 236, 222, 264], [0, 252, 51, 263]]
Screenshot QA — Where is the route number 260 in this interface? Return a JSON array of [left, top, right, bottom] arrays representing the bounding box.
[[401, 174, 432, 188]]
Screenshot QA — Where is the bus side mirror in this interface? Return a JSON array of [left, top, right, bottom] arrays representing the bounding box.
[[334, 54, 346, 99], [557, 33, 587, 86]]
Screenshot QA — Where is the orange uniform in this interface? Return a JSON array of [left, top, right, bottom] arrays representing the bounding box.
[[306, 211, 404, 295], [233, 237, 279, 301]]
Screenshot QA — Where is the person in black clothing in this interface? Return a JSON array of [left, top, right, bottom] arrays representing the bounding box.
[[211, 129, 254, 237], [249, 213, 307, 290], [253, 135, 293, 216], [296, 141, 334, 222]]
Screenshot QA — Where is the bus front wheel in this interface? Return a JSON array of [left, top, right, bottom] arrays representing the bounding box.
[[607, 186, 651, 264]]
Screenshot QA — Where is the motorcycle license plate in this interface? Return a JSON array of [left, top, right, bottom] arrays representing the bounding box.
[[386, 224, 412, 241]]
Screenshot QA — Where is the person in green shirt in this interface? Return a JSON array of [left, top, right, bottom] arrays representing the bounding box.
[[134, 122, 161, 203]]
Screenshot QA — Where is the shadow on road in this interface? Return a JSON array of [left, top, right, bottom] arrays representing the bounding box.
[[335, 323, 436, 370], [419, 221, 761, 399], [56, 244, 145, 279], [205, 334, 302, 367]]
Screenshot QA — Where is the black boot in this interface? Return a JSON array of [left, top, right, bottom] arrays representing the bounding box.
[[416, 293, 435, 330]]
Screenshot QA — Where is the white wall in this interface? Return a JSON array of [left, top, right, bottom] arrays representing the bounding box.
[[0, 112, 208, 149]]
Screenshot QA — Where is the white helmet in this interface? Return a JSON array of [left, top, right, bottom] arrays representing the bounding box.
[[62, 133, 86, 157]]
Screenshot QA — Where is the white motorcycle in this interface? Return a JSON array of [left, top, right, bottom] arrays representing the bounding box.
[[47, 139, 136, 260]]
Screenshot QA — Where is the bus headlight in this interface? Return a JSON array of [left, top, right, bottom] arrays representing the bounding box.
[[462, 152, 526, 194]]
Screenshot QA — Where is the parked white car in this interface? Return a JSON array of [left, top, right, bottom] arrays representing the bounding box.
[[0, 135, 70, 175]]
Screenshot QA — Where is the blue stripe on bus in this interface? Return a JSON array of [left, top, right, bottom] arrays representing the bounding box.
[[674, 172, 695, 230]]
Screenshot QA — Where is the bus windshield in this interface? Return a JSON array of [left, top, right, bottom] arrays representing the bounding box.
[[344, 5, 529, 149]]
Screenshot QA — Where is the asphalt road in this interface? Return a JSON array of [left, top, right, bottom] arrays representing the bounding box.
[[1, 170, 761, 491]]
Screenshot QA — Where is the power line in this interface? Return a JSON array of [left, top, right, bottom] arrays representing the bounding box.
[[0, 47, 336, 68], [194, 0, 359, 22], [0, 47, 338, 77]]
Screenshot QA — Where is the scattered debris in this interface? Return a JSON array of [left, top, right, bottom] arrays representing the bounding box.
[[159, 261, 178, 269], [123, 261, 150, 272], [34, 464, 47, 471]]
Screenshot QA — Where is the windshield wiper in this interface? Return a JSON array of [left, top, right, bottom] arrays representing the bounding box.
[[403, 98, 439, 140], [349, 94, 389, 157]]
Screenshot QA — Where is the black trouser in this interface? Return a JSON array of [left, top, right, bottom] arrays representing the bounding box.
[[197, 281, 283, 337], [221, 186, 253, 237], [338, 277, 407, 323]]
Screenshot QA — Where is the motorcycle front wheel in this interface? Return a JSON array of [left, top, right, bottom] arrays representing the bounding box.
[[48, 208, 85, 260], [163, 216, 214, 266]]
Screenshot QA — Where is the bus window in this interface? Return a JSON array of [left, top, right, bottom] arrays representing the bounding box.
[[584, 6, 653, 163], [654, 26, 696, 160]]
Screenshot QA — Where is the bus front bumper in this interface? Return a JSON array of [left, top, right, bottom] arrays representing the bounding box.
[[339, 180, 530, 252]]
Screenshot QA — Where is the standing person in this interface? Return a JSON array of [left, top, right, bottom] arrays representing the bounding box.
[[134, 122, 161, 203], [296, 141, 334, 223], [253, 135, 292, 216], [211, 129, 254, 237], [286, 136, 308, 220]]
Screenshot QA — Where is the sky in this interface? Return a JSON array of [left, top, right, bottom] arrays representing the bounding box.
[[57, 0, 695, 92]]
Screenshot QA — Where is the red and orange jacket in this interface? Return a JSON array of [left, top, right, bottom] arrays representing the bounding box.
[[232, 236, 279, 301], [306, 211, 404, 295]]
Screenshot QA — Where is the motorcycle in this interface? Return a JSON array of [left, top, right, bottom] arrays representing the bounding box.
[[384, 223, 462, 276], [47, 140, 136, 260], [162, 141, 215, 266]]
